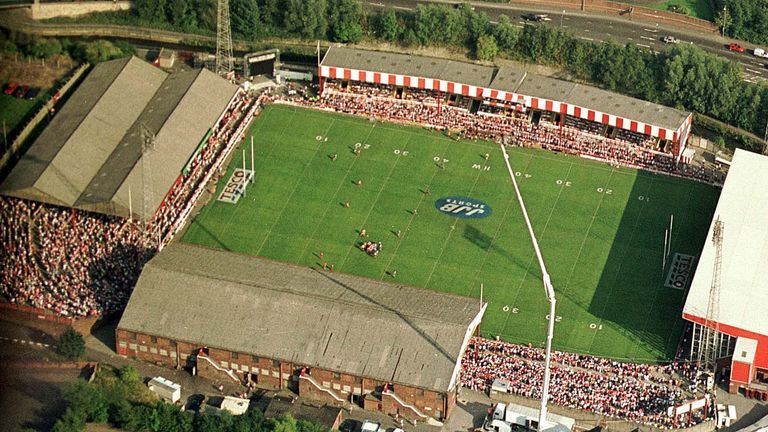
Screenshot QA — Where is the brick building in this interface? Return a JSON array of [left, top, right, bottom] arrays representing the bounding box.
[[116, 244, 486, 424]]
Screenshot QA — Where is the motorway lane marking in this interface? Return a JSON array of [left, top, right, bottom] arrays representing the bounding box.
[[640, 35, 656, 41], [392, 5, 412, 10], [644, 28, 659, 33], [638, 43, 651, 48], [580, 36, 595, 41], [746, 68, 763, 74]]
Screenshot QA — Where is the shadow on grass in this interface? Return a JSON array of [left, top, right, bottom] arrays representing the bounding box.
[[584, 171, 717, 361]]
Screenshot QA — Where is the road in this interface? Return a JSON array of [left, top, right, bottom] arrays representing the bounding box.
[[369, 0, 768, 83]]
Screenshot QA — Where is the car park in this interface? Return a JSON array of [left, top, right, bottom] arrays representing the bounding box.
[[4, 82, 18, 95], [14, 85, 30, 98], [662, 36, 680, 44], [728, 43, 745, 53]]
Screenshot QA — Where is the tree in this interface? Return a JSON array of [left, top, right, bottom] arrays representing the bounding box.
[[475, 34, 498, 61], [493, 15, 519, 52], [328, 0, 364, 43], [376, 9, 403, 42], [413, 5, 443, 45], [714, 6, 732, 37], [283, 0, 328, 39], [231, 0, 263, 41], [57, 328, 85, 360], [168, 0, 199, 32], [118, 365, 141, 386], [272, 415, 298, 432], [51, 407, 86, 432], [29, 38, 62, 59], [135, 0, 167, 23], [110, 399, 138, 430]]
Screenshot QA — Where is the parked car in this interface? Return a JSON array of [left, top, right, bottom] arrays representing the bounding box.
[[728, 43, 745, 53], [14, 85, 30, 98], [360, 421, 381, 432], [339, 419, 360, 432], [3, 82, 18, 95], [753, 48, 768, 58], [25, 87, 40, 100], [521, 13, 550, 22], [662, 36, 680, 44]]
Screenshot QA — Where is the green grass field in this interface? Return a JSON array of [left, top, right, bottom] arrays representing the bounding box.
[[183, 104, 720, 362], [629, 0, 714, 21]]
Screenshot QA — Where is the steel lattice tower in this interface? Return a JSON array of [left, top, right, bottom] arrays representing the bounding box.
[[698, 218, 723, 377], [139, 123, 160, 250], [215, 0, 234, 76]]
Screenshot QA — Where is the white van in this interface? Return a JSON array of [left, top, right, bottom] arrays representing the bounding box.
[[754, 48, 768, 58]]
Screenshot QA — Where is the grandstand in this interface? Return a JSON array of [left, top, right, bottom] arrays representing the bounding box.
[[0, 56, 257, 317], [319, 46, 693, 163], [0, 56, 239, 222], [684, 149, 768, 397]]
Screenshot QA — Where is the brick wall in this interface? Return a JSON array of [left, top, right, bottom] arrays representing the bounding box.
[[116, 329, 453, 421]]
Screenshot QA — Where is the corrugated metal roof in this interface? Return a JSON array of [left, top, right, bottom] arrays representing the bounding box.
[[118, 243, 484, 392], [322, 46, 690, 131], [684, 149, 768, 336], [322, 46, 496, 88], [0, 58, 239, 220]]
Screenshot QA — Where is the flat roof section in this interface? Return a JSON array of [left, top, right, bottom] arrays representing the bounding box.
[[684, 149, 768, 337], [322, 46, 496, 88]]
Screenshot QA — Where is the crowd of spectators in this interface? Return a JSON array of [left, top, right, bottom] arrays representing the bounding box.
[[461, 337, 702, 429], [0, 197, 151, 317], [283, 80, 721, 185], [0, 90, 260, 317]]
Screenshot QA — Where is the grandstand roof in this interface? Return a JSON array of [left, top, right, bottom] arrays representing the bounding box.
[[118, 243, 486, 393], [321, 46, 690, 132], [684, 149, 768, 337], [321, 46, 496, 88], [0, 57, 238, 220]]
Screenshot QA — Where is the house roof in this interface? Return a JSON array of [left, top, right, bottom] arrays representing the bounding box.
[[683, 149, 768, 337], [118, 243, 485, 392]]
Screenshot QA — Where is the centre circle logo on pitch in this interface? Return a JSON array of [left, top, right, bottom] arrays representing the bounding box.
[[435, 196, 491, 219]]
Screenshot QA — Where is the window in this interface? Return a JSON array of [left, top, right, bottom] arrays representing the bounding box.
[[169, 340, 176, 348], [251, 355, 260, 362], [150, 336, 157, 344], [333, 372, 341, 380], [231, 352, 239, 360], [272, 359, 280, 367]]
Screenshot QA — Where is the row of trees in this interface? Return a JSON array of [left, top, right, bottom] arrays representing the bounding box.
[[2, 34, 135, 64], [52, 365, 331, 432], [133, 0, 364, 43], [715, 0, 768, 45], [47, 1, 768, 146], [368, 5, 767, 142]]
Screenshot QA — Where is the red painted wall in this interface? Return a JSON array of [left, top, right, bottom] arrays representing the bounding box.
[[683, 313, 768, 370]]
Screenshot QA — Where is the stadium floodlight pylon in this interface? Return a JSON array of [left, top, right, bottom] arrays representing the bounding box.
[[215, 0, 234, 77], [698, 218, 723, 390], [499, 143, 557, 431]]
